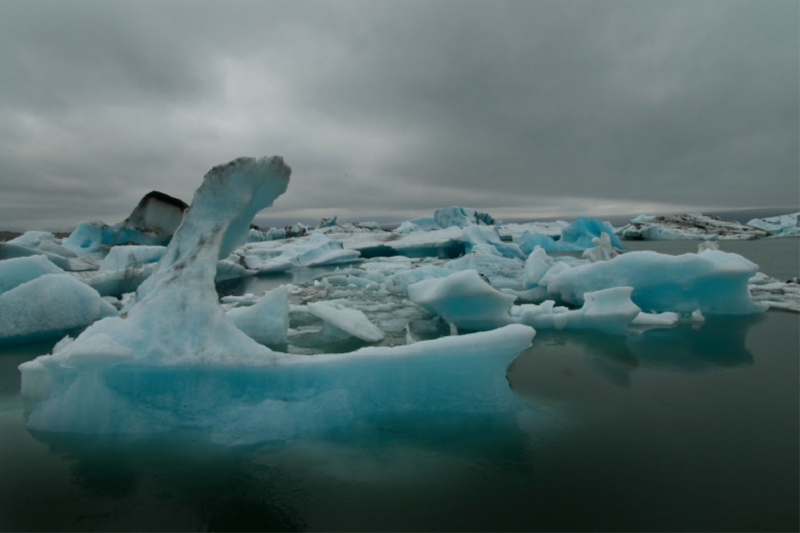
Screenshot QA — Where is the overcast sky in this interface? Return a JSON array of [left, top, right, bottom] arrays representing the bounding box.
[[1, 0, 797, 230]]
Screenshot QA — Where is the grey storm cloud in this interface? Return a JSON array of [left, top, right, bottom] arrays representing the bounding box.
[[0, 0, 797, 230]]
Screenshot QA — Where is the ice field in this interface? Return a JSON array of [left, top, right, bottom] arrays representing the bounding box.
[[0, 156, 798, 530]]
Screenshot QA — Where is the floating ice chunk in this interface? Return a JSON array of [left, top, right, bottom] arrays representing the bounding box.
[[226, 286, 290, 345], [63, 192, 187, 257], [307, 301, 386, 342], [748, 274, 800, 312], [0, 255, 64, 295], [523, 246, 555, 290], [215, 257, 256, 282], [631, 214, 656, 223], [616, 213, 768, 240], [697, 240, 720, 253], [317, 215, 338, 228], [73, 263, 158, 297], [341, 226, 466, 259], [30, 156, 292, 367], [22, 325, 535, 440], [517, 231, 584, 253], [631, 311, 681, 326], [243, 256, 295, 275], [245, 234, 361, 267], [391, 265, 450, 293], [288, 234, 361, 266], [434, 206, 496, 228], [560, 217, 624, 249], [394, 217, 442, 234], [0, 274, 117, 344], [408, 269, 516, 331], [445, 254, 525, 284], [500, 286, 550, 303], [460, 225, 525, 259], [746, 212, 800, 237], [99, 245, 166, 271], [541, 250, 766, 315], [499, 220, 569, 241], [690, 308, 705, 322], [9, 231, 77, 258], [117, 191, 188, 242], [0, 241, 83, 271], [582, 232, 621, 263], [514, 287, 640, 333]]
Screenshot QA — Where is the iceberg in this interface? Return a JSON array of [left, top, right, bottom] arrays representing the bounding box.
[[748, 272, 800, 312], [18, 156, 537, 442], [394, 217, 442, 234], [460, 225, 525, 259], [0, 274, 117, 344], [226, 286, 290, 345], [513, 287, 641, 334], [0, 240, 99, 271], [21, 324, 535, 441], [307, 301, 386, 342], [99, 245, 166, 271], [746, 212, 800, 237], [408, 268, 640, 333], [517, 231, 584, 254], [433, 206, 497, 228], [581, 232, 621, 263], [63, 191, 188, 256], [72, 263, 159, 297], [408, 269, 517, 331], [560, 216, 624, 249], [0, 255, 64, 296], [540, 249, 767, 315], [340, 226, 467, 259], [615, 213, 769, 240]]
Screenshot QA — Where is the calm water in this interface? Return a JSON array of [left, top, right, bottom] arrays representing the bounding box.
[[1, 240, 798, 531]]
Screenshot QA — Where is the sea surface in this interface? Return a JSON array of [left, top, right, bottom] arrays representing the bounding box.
[[0, 239, 798, 531]]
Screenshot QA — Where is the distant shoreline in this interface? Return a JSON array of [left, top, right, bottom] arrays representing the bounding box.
[[2, 207, 796, 240]]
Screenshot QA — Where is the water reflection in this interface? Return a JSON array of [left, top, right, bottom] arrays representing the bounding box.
[[510, 314, 765, 403], [628, 314, 764, 371], [27, 410, 548, 531]]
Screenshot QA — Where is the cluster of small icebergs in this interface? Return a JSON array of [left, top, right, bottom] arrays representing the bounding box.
[[2, 156, 797, 441]]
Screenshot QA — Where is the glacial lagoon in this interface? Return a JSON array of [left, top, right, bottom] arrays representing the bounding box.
[[1, 238, 797, 531]]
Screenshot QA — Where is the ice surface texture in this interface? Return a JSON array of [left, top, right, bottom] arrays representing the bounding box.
[[541, 249, 767, 315], [616, 213, 770, 240], [22, 325, 535, 441], [0, 274, 117, 344]]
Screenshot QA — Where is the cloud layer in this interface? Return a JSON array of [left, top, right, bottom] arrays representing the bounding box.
[[1, 0, 797, 230]]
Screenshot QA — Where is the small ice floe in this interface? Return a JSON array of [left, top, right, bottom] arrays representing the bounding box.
[[748, 272, 800, 312], [307, 301, 386, 343]]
